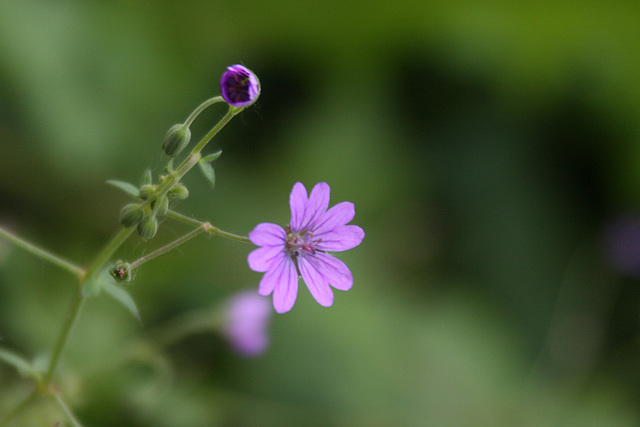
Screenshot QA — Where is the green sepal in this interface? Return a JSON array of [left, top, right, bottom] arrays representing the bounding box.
[[111, 260, 132, 282], [140, 169, 153, 186], [137, 215, 158, 240], [162, 123, 191, 157], [201, 150, 222, 163], [198, 161, 216, 189], [164, 158, 174, 174], [155, 196, 169, 217], [102, 277, 141, 322], [167, 183, 189, 199], [119, 203, 144, 228], [138, 184, 156, 200], [0, 348, 39, 379], [106, 180, 139, 198]]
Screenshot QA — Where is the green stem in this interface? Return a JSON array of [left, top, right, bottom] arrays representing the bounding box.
[[129, 223, 209, 270], [167, 210, 251, 243], [0, 226, 84, 279], [191, 105, 242, 155], [43, 290, 85, 385], [44, 227, 135, 386], [0, 390, 38, 426], [183, 96, 224, 127], [53, 393, 84, 427]]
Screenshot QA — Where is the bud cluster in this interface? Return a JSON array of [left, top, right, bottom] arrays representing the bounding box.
[[118, 169, 190, 240]]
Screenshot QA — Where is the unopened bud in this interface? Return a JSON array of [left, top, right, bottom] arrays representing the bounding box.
[[155, 196, 169, 217], [111, 260, 132, 282], [137, 215, 158, 240], [119, 204, 144, 228], [220, 65, 261, 107], [162, 124, 191, 157], [138, 184, 156, 200], [167, 183, 189, 199]]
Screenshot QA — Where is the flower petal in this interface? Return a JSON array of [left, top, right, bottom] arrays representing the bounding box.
[[257, 255, 297, 308], [298, 256, 334, 307], [271, 257, 299, 313], [248, 246, 285, 272], [300, 182, 330, 231], [289, 182, 308, 231], [249, 223, 286, 247], [308, 252, 353, 291], [312, 201, 355, 235], [316, 225, 365, 252]]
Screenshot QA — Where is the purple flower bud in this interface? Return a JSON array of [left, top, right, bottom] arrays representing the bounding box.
[[602, 215, 640, 278], [220, 65, 260, 107], [223, 291, 272, 357]]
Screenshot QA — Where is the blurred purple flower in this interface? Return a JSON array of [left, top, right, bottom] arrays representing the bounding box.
[[223, 291, 272, 357], [602, 215, 640, 278], [220, 64, 260, 107], [248, 182, 365, 313]]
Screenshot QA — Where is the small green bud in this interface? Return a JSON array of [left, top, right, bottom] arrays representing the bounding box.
[[138, 184, 156, 200], [162, 124, 191, 157], [111, 260, 132, 282], [119, 204, 144, 228], [155, 196, 169, 217], [137, 215, 158, 240], [167, 183, 189, 199]]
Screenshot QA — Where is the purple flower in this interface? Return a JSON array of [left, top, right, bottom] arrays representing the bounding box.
[[248, 182, 365, 313], [220, 64, 260, 107], [223, 291, 272, 357]]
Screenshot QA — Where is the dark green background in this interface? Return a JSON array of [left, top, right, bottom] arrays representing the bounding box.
[[1, 1, 639, 425]]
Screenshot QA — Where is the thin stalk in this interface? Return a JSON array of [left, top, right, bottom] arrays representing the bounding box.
[[42, 290, 85, 385], [0, 390, 38, 426], [129, 223, 209, 270], [0, 226, 84, 279], [191, 105, 242, 155], [183, 96, 224, 127], [167, 210, 251, 243], [44, 227, 134, 386], [53, 393, 84, 427]]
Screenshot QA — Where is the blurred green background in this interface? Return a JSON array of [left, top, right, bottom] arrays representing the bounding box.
[[2, 0, 640, 425]]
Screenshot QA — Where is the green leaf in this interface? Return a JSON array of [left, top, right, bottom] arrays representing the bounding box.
[[102, 278, 141, 322], [198, 160, 216, 189], [82, 271, 105, 297], [201, 150, 222, 163], [0, 348, 39, 378], [106, 180, 139, 197]]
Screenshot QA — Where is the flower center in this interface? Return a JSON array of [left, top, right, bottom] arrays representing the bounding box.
[[223, 72, 252, 103], [285, 229, 321, 258]]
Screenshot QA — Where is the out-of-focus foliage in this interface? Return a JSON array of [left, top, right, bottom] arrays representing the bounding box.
[[1, 0, 640, 425]]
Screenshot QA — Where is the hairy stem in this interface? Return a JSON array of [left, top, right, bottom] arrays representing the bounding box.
[[43, 290, 85, 385], [183, 96, 224, 127], [0, 226, 84, 279], [129, 223, 210, 270], [167, 210, 251, 243]]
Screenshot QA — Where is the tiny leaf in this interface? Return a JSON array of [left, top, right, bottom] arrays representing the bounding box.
[[140, 169, 153, 186], [198, 160, 216, 189], [106, 180, 139, 197], [201, 150, 222, 163], [0, 348, 38, 378], [102, 279, 141, 322]]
